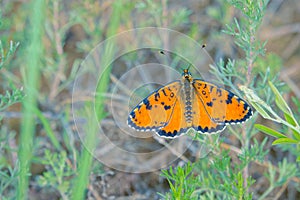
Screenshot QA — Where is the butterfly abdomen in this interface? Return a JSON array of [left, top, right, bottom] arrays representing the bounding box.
[[183, 77, 194, 127]]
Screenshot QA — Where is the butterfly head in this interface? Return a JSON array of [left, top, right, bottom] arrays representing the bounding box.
[[182, 69, 193, 82]]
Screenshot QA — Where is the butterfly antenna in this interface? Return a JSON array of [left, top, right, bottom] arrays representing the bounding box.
[[185, 63, 193, 72], [187, 63, 192, 70], [201, 43, 217, 68]]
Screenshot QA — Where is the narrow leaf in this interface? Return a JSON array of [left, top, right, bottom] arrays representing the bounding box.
[[251, 102, 270, 118], [284, 113, 296, 126], [34, 108, 61, 150], [284, 113, 300, 140], [272, 138, 299, 145], [269, 81, 290, 114], [255, 124, 286, 138]]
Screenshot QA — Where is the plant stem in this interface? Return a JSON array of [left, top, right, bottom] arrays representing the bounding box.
[[49, 0, 65, 101], [18, 0, 45, 199], [71, 1, 122, 199]]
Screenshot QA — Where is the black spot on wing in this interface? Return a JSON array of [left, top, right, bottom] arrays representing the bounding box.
[[127, 117, 164, 131], [164, 105, 171, 110], [226, 92, 234, 104], [244, 102, 249, 111], [154, 92, 160, 101], [157, 128, 188, 138], [161, 89, 167, 96], [143, 99, 152, 110], [206, 101, 213, 107], [216, 88, 222, 97], [196, 124, 225, 133], [224, 105, 253, 124], [130, 110, 136, 119]]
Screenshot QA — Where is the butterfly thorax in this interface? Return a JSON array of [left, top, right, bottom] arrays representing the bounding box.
[[181, 70, 194, 127]]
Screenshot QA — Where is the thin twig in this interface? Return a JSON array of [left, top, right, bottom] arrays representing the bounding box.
[[273, 182, 289, 200], [153, 135, 191, 163], [49, 1, 66, 100]]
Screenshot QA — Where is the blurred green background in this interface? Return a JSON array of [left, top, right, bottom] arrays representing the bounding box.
[[0, 0, 299, 199]]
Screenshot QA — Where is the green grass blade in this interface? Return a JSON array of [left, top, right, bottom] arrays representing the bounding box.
[[34, 108, 61, 150], [18, 0, 46, 199], [71, 1, 122, 199]]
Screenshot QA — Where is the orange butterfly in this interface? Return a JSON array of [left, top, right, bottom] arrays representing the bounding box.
[[127, 69, 252, 138]]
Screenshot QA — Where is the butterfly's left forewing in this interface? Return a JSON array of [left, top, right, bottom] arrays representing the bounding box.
[[127, 81, 182, 131]]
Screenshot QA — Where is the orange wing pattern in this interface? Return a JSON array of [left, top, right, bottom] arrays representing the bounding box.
[[191, 90, 226, 133], [127, 81, 182, 131], [157, 95, 189, 137], [192, 80, 252, 125]]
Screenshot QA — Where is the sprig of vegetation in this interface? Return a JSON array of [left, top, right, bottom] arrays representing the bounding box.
[[160, 142, 271, 199], [0, 13, 22, 113], [0, 87, 24, 112], [0, 40, 19, 70], [160, 163, 197, 200], [259, 159, 298, 200], [241, 80, 300, 160], [37, 150, 74, 200]]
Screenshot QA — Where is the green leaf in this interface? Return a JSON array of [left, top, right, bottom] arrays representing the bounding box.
[[269, 81, 290, 114], [34, 108, 61, 150], [251, 102, 270, 118], [297, 156, 300, 162], [272, 138, 299, 145], [255, 124, 286, 138], [284, 113, 296, 126], [284, 113, 300, 140]]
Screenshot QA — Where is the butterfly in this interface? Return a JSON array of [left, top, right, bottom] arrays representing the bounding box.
[[127, 69, 253, 138]]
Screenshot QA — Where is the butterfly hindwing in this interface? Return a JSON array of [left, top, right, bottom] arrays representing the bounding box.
[[192, 80, 252, 124], [192, 88, 226, 133], [127, 81, 182, 131], [157, 95, 188, 137]]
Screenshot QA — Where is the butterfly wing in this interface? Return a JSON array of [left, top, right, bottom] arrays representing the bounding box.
[[192, 88, 226, 133], [128, 81, 182, 131], [157, 83, 225, 137], [192, 80, 252, 124], [156, 95, 189, 137]]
